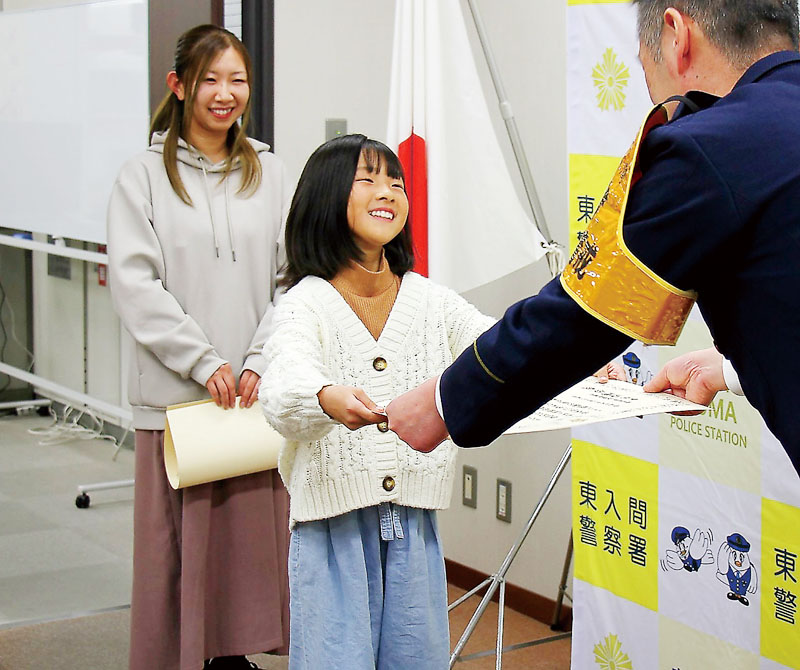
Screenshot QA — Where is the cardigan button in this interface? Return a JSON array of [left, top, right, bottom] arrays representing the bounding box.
[[373, 357, 387, 371], [382, 476, 396, 492], [377, 421, 390, 433]]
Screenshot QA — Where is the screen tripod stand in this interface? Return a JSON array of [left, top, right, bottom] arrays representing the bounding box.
[[448, 444, 574, 669]]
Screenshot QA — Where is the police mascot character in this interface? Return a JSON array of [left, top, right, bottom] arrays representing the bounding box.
[[716, 533, 758, 606]]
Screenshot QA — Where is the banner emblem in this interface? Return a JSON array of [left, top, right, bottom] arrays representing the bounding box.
[[593, 633, 633, 669], [592, 48, 631, 111]]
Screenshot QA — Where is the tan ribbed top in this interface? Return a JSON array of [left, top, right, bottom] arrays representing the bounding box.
[[329, 256, 401, 340]]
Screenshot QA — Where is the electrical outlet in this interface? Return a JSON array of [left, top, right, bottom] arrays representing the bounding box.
[[496, 479, 511, 522], [325, 118, 347, 141], [462, 465, 477, 508], [47, 253, 71, 280]]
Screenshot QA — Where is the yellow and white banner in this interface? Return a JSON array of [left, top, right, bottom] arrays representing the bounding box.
[[567, 2, 800, 668], [567, 0, 650, 252]]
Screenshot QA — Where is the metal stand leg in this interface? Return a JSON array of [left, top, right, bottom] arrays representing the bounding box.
[[449, 444, 573, 668], [550, 534, 574, 630], [75, 424, 134, 509], [75, 479, 135, 508], [496, 579, 506, 670]]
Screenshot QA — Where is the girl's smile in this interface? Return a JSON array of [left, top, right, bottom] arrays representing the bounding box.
[[209, 106, 236, 119], [368, 207, 397, 221], [190, 46, 249, 138], [347, 155, 408, 266], [168, 45, 250, 161]]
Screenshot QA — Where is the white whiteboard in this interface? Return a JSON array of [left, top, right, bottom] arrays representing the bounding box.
[[0, 0, 148, 244]]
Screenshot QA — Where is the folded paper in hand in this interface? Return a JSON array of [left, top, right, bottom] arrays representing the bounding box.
[[164, 398, 284, 489], [505, 377, 708, 434]]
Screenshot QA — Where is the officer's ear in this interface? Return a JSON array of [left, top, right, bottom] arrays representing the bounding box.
[[661, 8, 693, 77]]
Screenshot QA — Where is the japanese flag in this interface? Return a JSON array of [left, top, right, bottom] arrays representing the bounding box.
[[386, 0, 546, 294]]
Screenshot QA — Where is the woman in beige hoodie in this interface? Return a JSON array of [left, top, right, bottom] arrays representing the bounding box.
[[107, 25, 290, 670]]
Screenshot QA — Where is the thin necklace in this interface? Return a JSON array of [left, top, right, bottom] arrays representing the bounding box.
[[353, 255, 387, 275]]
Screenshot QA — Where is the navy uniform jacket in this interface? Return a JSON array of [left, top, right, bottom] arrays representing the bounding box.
[[440, 51, 800, 475]]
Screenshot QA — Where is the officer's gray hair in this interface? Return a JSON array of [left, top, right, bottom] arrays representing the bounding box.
[[633, 0, 799, 67]]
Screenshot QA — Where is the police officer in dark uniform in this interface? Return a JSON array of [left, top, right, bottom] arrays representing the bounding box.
[[387, 0, 800, 477]]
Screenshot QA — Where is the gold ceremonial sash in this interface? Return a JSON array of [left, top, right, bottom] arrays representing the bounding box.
[[561, 105, 697, 346]]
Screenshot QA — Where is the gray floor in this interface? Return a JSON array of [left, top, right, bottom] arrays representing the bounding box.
[[0, 412, 135, 627], [0, 412, 291, 669], [0, 412, 567, 670]]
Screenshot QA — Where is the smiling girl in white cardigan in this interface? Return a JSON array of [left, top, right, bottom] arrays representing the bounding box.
[[258, 134, 494, 669]]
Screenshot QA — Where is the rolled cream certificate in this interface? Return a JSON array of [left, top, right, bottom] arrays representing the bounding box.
[[164, 398, 284, 489]]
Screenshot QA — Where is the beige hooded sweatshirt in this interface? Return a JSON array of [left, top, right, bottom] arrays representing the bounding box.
[[107, 132, 290, 429]]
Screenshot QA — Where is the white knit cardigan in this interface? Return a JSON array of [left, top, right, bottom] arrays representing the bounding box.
[[259, 272, 495, 528]]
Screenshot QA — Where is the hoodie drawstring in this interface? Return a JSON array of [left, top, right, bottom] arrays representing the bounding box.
[[225, 179, 237, 262], [198, 156, 237, 262], [198, 157, 221, 259]]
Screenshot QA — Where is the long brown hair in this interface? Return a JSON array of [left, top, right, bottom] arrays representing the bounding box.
[[150, 24, 262, 205]]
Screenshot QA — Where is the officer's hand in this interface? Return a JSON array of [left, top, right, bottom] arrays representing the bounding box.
[[644, 347, 725, 415]]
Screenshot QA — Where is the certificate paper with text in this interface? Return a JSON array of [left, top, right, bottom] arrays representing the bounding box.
[[504, 377, 708, 434]]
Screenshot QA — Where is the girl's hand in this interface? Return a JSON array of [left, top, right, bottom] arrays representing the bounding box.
[[238, 369, 261, 408], [317, 385, 385, 430], [206, 362, 236, 409]]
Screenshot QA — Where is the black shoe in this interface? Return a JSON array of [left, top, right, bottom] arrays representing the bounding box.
[[740, 596, 750, 606], [205, 657, 262, 670]]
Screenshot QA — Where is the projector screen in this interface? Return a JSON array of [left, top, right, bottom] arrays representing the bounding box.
[[0, 0, 148, 244]]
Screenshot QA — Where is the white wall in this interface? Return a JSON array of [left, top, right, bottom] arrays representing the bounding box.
[[455, 0, 572, 601], [3, 0, 98, 8], [274, 0, 572, 600], [3, 0, 142, 420]]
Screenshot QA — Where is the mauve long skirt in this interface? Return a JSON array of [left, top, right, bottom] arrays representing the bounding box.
[[129, 429, 290, 670]]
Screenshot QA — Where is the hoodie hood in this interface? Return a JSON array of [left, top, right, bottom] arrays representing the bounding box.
[[146, 131, 272, 260], [147, 130, 272, 169]]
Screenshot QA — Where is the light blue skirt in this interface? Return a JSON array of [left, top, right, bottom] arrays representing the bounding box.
[[288, 504, 450, 670]]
